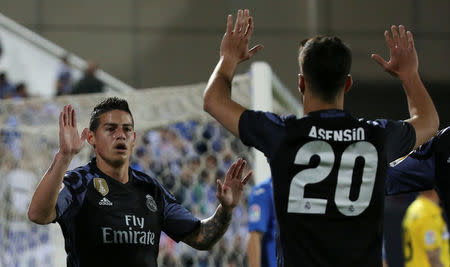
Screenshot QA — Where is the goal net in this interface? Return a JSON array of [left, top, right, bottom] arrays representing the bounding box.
[[0, 69, 300, 266]]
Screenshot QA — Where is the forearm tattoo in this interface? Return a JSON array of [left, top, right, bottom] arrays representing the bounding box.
[[188, 205, 232, 250]]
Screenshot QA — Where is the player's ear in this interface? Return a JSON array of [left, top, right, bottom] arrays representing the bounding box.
[[298, 74, 306, 95], [87, 130, 96, 147], [344, 74, 352, 94]]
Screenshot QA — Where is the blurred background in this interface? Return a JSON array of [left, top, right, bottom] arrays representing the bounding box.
[[0, 0, 449, 123], [0, 1, 449, 267]]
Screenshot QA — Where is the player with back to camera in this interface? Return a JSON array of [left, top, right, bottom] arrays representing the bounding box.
[[28, 97, 252, 267], [203, 9, 439, 267]]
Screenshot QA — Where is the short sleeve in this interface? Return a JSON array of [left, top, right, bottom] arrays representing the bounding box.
[[239, 110, 289, 158], [376, 119, 416, 163], [248, 187, 271, 233], [385, 152, 435, 195], [55, 171, 84, 223], [161, 186, 200, 242]]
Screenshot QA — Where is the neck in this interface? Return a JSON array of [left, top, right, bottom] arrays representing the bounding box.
[[96, 157, 129, 184], [302, 89, 344, 115]]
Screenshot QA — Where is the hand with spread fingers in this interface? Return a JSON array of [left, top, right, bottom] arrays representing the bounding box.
[[220, 9, 263, 66], [217, 158, 252, 211], [372, 25, 419, 79], [58, 104, 88, 157]]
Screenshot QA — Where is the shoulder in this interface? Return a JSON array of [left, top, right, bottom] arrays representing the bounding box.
[[131, 168, 159, 185], [359, 118, 412, 130], [241, 110, 295, 127], [410, 126, 450, 156], [434, 126, 450, 149], [239, 111, 295, 154], [64, 163, 95, 188]]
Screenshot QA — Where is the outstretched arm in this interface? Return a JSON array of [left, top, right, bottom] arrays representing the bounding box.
[[203, 9, 263, 137], [182, 158, 252, 250], [372, 25, 439, 149], [28, 105, 88, 224]]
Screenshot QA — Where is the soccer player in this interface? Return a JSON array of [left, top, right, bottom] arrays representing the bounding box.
[[402, 189, 450, 267], [203, 9, 439, 267], [27, 98, 252, 267], [386, 127, 450, 218], [247, 177, 277, 267]]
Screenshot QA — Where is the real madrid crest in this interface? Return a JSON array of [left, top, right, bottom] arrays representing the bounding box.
[[146, 194, 157, 212], [93, 178, 109, 196]]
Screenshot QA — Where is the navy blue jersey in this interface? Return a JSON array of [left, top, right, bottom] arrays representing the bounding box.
[[239, 109, 415, 267], [55, 158, 200, 267], [248, 178, 277, 267], [386, 127, 450, 216]]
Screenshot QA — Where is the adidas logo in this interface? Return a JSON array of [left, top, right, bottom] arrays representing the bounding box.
[[99, 197, 113, 206]]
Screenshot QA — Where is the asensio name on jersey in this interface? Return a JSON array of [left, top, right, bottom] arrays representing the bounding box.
[[239, 110, 415, 267], [308, 126, 365, 142]]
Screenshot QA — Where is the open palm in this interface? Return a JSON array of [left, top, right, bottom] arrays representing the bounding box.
[[217, 158, 252, 210], [58, 105, 88, 156], [220, 9, 263, 65], [372, 25, 418, 78]]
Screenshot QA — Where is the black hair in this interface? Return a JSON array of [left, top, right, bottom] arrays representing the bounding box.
[[89, 97, 133, 132], [298, 36, 352, 102]]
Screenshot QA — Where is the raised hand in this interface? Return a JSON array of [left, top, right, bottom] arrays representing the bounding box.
[[216, 158, 252, 211], [372, 25, 418, 79], [58, 105, 88, 157], [220, 9, 263, 66]]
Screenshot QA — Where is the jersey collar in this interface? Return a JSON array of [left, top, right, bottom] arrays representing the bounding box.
[[89, 157, 134, 185], [305, 109, 349, 119]]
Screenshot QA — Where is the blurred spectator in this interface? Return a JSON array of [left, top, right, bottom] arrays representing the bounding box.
[[55, 55, 73, 96], [221, 153, 234, 174], [0, 155, 52, 266], [130, 146, 150, 173], [71, 61, 104, 94], [13, 82, 29, 99], [228, 235, 246, 267], [0, 72, 14, 99], [174, 169, 193, 206], [1, 116, 22, 160]]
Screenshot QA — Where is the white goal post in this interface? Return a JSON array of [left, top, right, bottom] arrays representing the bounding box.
[[250, 62, 303, 183]]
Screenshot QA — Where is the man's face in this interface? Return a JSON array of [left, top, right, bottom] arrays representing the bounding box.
[[89, 110, 136, 168]]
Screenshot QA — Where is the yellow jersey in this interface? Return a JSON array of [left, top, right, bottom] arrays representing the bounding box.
[[402, 196, 450, 267]]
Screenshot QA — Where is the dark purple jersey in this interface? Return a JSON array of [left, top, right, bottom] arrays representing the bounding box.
[[386, 126, 450, 216], [55, 158, 200, 267], [239, 109, 415, 267]]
